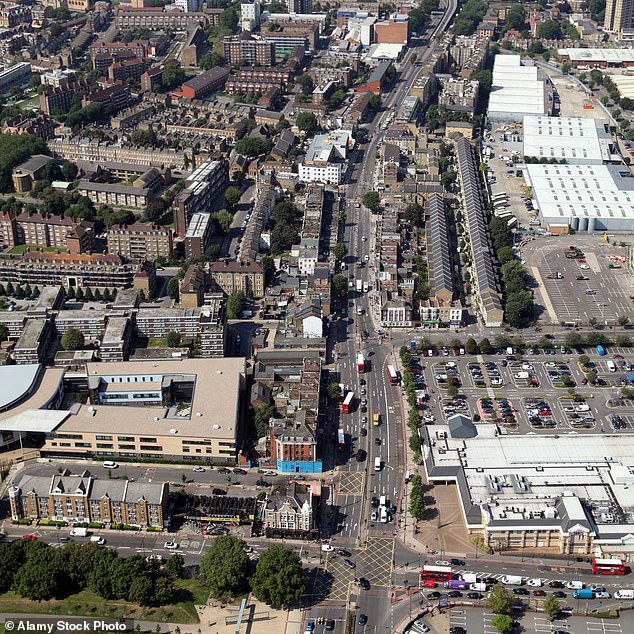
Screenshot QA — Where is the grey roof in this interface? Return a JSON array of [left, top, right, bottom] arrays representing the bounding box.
[[447, 413, 477, 438], [425, 193, 453, 299], [90, 479, 128, 500], [15, 474, 50, 497], [125, 481, 166, 505], [369, 60, 391, 83], [16, 154, 52, 174], [0, 364, 41, 411]]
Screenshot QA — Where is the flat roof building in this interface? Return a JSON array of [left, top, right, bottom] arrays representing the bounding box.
[[522, 115, 616, 165], [488, 54, 549, 122], [524, 163, 634, 232]]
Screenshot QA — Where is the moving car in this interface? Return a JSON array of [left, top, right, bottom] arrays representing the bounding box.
[[164, 542, 179, 550], [103, 461, 118, 469], [192, 466, 205, 472]]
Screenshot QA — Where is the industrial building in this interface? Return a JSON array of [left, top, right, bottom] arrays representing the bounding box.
[[524, 163, 634, 232], [522, 115, 617, 165], [558, 47, 634, 68], [487, 54, 550, 122]]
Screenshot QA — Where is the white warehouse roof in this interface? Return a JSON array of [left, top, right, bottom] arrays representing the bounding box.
[[488, 55, 548, 119], [524, 163, 634, 231], [558, 48, 634, 64], [522, 115, 615, 164]]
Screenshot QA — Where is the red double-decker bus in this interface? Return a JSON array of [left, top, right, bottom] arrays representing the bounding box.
[[357, 352, 365, 374], [341, 391, 354, 414], [337, 428, 346, 452], [386, 365, 398, 385], [337, 383, 346, 405], [420, 565, 452, 586], [592, 558, 625, 575]]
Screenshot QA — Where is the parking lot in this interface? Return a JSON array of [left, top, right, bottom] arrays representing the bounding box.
[[414, 351, 634, 437], [522, 236, 632, 326]]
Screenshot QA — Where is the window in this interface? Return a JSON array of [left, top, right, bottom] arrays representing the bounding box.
[[119, 444, 136, 449], [139, 437, 157, 443], [140, 445, 162, 451], [96, 443, 114, 449], [96, 435, 113, 441], [118, 436, 134, 441], [74, 442, 92, 448]]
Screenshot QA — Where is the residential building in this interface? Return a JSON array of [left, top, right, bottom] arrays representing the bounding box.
[[2, 115, 56, 141], [436, 74, 479, 113], [9, 473, 168, 528], [419, 298, 465, 328], [359, 60, 392, 94], [208, 261, 265, 298], [11, 155, 54, 193], [425, 193, 454, 303], [380, 295, 412, 327], [223, 34, 275, 66], [287, 0, 312, 14], [185, 212, 213, 258], [455, 136, 503, 326], [0, 5, 31, 28], [0, 62, 31, 92], [173, 159, 228, 236], [180, 264, 207, 307], [115, 8, 223, 30], [181, 26, 207, 68], [240, 0, 261, 31], [107, 223, 173, 261], [108, 58, 147, 82], [82, 80, 131, 116], [604, 0, 634, 37], [14, 318, 52, 365], [298, 130, 352, 184], [100, 316, 133, 362], [39, 80, 92, 116], [140, 66, 164, 92], [0, 252, 154, 290], [78, 181, 153, 209]]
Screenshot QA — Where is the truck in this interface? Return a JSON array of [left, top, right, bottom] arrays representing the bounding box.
[[615, 589, 634, 600], [461, 573, 478, 584], [356, 279, 363, 293], [501, 575, 523, 586], [444, 580, 468, 590], [572, 589, 594, 599], [70, 527, 89, 537], [514, 371, 530, 379]]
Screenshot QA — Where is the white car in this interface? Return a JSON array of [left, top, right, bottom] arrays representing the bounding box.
[[435, 560, 450, 566], [413, 621, 430, 633], [164, 542, 179, 550], [192, 466, 205, 472], [102, 461, 118, 469], [527, 578, 543, 587], [580, 264, 590, 270], [361, 236, 367, 242], [544, 362, 556, 368], [264, 470, 277, 476]]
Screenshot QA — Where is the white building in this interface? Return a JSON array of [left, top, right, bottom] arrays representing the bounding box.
[[298, 130, 353, 185], [240, 0, 261, 31], [346, 15, 376, 46], [522, 115, 617, 165], [524, 163, 634, 232], [488, 54, 550, 122]]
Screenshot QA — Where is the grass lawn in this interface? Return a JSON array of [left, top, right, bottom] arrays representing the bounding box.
[[147, 337, 168, 348], [0, 579, 209, 624], [8, 244, 68, 254]]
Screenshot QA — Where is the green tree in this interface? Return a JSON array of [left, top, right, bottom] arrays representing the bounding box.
[[270, 223, 299, 255], [543, 594, 560, 621], [479, 337, 492, 354], [490, 614, 513, 633], [362, 191, 380, 212], [564, 331, 585, 349], [57, 542, 98, 590], [13, 543, 63, 601], [200, 536, 249, 599], [214, 209, 234, 233], [127, 575, 155, 606], [166, 553, 185, 579], [224, 185, 241, 209], [486, 584, 512, 615], [162, 61, 184, 89], [235, 136, 269, 157], [408, 474, 425, 520], [296, 112, 318, 135], [131, 128, 157, 146], [166, 331, 181, 348], [253, 404, 273, 438], [465, 337, 478, 355], [251, 545, 305, 608], [61, 328, 85, 351], [333, 242, 348, 261], [66, 285, 76, 299], [327, 383, 342, 400], [405, 202, 424, 227], [537, 19, 562, 39], [226, 291, 246, 319], [497, 246, 515, 265], [153, 576, 175, 605], [0, 542, 27, 593], [167, 276, 180, 301], [332, 273, 348, 295], [85, 287, 94, 301], [504, 290, 533, 328], [578, 354, 590, 367], [199, 51, 223, 70]]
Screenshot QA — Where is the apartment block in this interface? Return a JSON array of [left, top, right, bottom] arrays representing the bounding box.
[[100, 316, 133, 362], [14, 318, 52, 365], [208, 261, 265, 299], [39, 80, 92, 116], [140, 66, 163, 92], [78, 181, 153, 209], [107, 223, 173, 261], [0, 5, 31, 28], [9, 473, 168, 528], [108, 57, 147, 82], [185, 212, 213, 258], [82, 81, 131, 116], [222, 34, 275, 66], [115, 8, 223, 30], [0, 62, 31, 92], [181, 25, 207, 68], [173, 159, 228, 236]]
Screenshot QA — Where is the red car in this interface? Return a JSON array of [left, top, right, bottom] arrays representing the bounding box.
[[533, 589, 546, 596], [577, 258, 586, 263], [421, 579, 436, 588], [581, 378, 588, 385], [22, 534, 37, 541], [539, 410, 552, 417], [614, 354, 624, 359]]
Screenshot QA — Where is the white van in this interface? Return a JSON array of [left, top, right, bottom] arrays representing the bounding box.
[[566, 580, 584, 590], [90, 536, 106, 544], [501, 575, 523, 585], [607, 360, 617, 372], [379, 495, 387, 508], [374, 457, 381, 471], [615, 589, 634, 599]]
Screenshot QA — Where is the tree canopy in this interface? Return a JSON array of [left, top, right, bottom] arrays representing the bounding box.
[[61, 328, 85, 351], [200, 535, 249, 599], [296, 112, 318, 135], [226, 291, 246, 319], [250, 545, 305, 608], [362, 191, 380, 212]]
